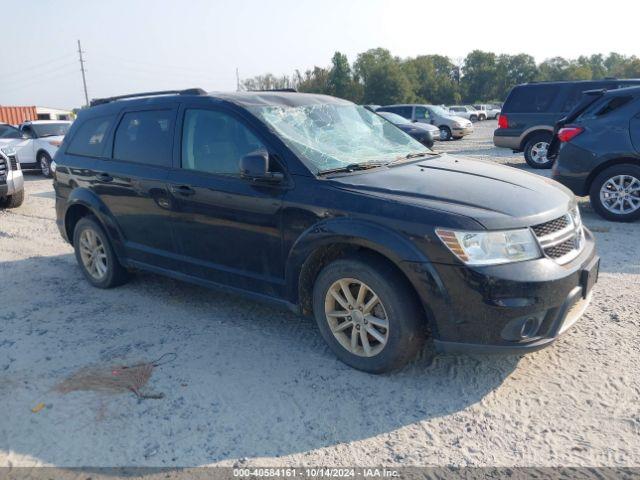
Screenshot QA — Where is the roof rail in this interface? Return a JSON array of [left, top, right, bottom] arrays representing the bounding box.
[[89, 88, 207, 107], [248, 88, 298, 93]]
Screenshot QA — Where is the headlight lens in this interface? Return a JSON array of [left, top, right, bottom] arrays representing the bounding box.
[[0, 146, 17, 156], [436, 228, 541, 265]]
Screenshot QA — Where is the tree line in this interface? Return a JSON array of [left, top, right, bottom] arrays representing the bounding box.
[[240, 49, 640, 106]]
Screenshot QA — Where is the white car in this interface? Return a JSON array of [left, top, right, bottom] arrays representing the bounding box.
[[0, 144, 24, 208], [473, 104, 501, 120], [15, 120, 72, 177], [447, 105, 481, 122]]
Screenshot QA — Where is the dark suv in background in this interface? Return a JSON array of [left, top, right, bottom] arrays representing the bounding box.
[[550, 86, 640, 222], [494, 79, 640, 168], [53, 89, 598, 373]]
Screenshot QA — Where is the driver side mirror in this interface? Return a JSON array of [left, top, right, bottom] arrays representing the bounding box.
[[240, 150, 284, 184]]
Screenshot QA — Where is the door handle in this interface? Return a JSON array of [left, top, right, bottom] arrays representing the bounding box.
[[96, 172, 113, 182], [170, 185, 196, 196]]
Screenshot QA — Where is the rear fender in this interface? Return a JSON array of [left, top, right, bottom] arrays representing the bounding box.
[[65, 188, 126, 260]]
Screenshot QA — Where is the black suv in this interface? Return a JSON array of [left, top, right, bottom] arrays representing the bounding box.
[[494, 79, 640, 169], [550, 86, 640, 222], [53, 89, 599, 373]]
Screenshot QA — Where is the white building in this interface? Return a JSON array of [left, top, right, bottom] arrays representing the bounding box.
[[36, 106, 73, 121]]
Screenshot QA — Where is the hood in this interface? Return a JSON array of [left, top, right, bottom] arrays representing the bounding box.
[[448, 115, 471, 125], [0, 139, 20, 146], [328, 153, 573, 230]]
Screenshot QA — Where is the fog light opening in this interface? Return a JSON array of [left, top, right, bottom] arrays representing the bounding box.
[[520, 317, 540, 339]]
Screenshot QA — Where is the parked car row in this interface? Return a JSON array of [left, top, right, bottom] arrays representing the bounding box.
[[0, 120, 72, 177], [375, 104, 474, 140], [494, 78, 640, 222]]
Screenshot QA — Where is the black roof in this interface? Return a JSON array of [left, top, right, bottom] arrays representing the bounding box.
[[520, 78, 640, 86], [88, 88, 351, 110]]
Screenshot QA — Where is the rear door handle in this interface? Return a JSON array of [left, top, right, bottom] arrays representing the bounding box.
[[96, 172, 113, 182], [170, 185, 196, 196]]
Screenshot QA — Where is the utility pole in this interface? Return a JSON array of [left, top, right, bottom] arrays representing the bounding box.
[[77, 40, 89, 107], [236, 68, 241, 92]]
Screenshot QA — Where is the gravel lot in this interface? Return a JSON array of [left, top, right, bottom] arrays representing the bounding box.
[[1, 120, 639, 468]]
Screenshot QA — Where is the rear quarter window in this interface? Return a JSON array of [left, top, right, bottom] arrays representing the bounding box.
[[66, 115, 116, 157], [502, 85, 562, 113], [581, 95, 635, 119]]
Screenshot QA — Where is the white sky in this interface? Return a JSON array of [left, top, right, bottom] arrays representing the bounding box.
[[1, 0, 637, 109]]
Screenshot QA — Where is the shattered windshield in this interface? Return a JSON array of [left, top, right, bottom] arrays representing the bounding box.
[[250, 104, 428, 172]]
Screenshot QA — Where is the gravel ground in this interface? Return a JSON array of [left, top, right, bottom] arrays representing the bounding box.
[[1, 120, 639, 468]]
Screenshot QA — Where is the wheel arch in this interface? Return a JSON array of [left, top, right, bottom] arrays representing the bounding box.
[[285, 219, 442, 332], [519, 127, 554, 151], [64, 188, 126, 260], [36, 148, 52, 160], [584, 157, 640, 194]]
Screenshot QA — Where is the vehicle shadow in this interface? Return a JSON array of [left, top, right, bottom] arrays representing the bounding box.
[[0, 253, 520, 468]]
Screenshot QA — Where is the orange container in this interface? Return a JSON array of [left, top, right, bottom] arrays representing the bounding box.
[[0, 106, 37, 125]]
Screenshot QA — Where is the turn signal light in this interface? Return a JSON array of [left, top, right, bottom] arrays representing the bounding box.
[[557, 126, 584, 143]]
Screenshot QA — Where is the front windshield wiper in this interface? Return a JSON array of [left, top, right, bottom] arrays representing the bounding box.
[[404, 151, 438, 159], [317, 161, 389, 176], [39, 133, 64, 137]]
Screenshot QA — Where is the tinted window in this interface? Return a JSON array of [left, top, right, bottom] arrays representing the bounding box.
[[20, 125, 35, 138], [0, 125, 22, 139], [503, 85, 562, 113], [561, 83, 609, 113], [582, 95, 635, 119], [414, 106, 431, 121], [31, 122, 70, 137], [182, 109, 265, 175], [113, 110, 174, 166], [66, 115, 115, 157]]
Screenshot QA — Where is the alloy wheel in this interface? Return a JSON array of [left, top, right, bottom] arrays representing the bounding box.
[[40, 157, 50, 176], [530, 142, 549, 164], [324, 278, 389, 357], [79, 229, 108, 280], [599, 174, 640, 215]]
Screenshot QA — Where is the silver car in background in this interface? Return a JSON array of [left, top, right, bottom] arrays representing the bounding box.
[[376, 104, 473, 141]]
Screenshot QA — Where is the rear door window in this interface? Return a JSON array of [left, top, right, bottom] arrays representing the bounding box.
[[66, 115, 115, 157], [113, 110, 174, 166], [503, 85, 561, 113]]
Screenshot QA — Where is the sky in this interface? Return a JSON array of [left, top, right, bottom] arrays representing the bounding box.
[[1, 0, 637, 109]]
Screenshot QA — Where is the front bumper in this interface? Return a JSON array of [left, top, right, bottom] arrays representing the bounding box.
[[0, 171, 24, 196], [414, 229, 598, 354], [452, 127, 474, 138]]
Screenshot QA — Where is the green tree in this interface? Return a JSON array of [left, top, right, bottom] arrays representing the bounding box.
[[494, 54, 538, 100], [461, 50, 497, 102], [327, 51, 361, 102], [296, 67, 330, 94], [354, 48, 412, 104]]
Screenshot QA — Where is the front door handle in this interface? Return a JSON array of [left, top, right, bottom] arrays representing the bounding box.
[[96, 172, 113, 182], [170, 185, 196, 196]]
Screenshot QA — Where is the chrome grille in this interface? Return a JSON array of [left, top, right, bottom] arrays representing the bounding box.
[[0, 156, 7, 178], [545, 237, 579, 259], [532, 216, 569, 237], [532, 210, 584, 264]]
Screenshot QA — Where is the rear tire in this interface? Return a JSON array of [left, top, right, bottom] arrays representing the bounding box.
[[38, 151, 52, 178], [589, 164, 640, 222], [1, 189, 24, 208], [479, 114, 486, 121], [312, 255, 425, 373], [523, 132, 554, 169], [73, 216, 130, 288]]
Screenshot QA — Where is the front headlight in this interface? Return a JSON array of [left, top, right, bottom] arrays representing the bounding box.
[[436, 228, 541, 265], [0, 146, 17, 156]]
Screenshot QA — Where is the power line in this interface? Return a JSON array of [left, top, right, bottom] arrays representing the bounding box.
[[1, 54, 77, 80], [77, 40, 89, 107]]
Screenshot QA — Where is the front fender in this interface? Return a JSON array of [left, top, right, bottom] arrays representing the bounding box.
[[64, 188, 126, 259], [284, 218, 450, 326]]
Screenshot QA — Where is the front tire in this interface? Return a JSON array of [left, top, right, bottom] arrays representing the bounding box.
[[470, 115, 478, 122], [38, 151, 52, 178], [73, 216, 130, 288], [312, 255, 425, 373], [439, 126, 452, 141], [1, 189, 24, 208], [589, 164, 640, 222], [523, 133, 554, 169], [479, 114, 486, 121]]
